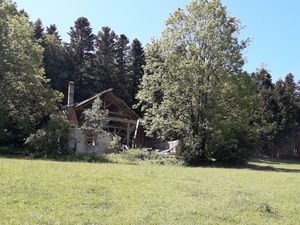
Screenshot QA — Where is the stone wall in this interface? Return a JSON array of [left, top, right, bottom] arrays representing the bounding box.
[[69, 128, 116, 154]]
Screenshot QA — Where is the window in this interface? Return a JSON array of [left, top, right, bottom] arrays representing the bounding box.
[[85, 133, 96, 146]]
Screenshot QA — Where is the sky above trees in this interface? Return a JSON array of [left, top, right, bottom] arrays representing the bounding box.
[[16, 0, 300, 81]]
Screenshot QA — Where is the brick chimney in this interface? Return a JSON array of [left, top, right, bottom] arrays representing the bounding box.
[[67, 81, 74, 107]]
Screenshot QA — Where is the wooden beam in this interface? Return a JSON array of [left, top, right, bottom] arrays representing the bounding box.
[[126, 122, 130, 146], [104, 125, 127, 131], [107, 117, 137, 125]]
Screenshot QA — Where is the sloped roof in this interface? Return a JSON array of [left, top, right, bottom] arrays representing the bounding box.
[[75, 88, 113, 109], [75, 88, 140, 120]]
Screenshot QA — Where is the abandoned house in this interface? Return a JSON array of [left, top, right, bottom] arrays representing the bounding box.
[[63, 81, 145, 153]]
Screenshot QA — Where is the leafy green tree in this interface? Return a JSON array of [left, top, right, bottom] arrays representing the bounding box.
[[206, 73, 259, 163], [26, 115, 72, 156], [0, 1, 61, 144], [137, 0, 254, 164], [82, 97, 108, 134]]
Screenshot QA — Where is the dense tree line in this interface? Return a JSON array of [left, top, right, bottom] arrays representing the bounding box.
[[252, 69, 300, 157], [32, 16, 145, 105], [0, 0, 299, 164]]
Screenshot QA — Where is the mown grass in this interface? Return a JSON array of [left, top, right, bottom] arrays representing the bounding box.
[[0, 156, 299, 225]]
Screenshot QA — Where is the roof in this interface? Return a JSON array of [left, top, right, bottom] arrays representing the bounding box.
[[74, 88, 140, 120], [75, 88, 113, 109]]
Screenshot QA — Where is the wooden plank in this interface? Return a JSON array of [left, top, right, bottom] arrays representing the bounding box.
[[126, 122, 130, 146], [107, 117, 137, 124]]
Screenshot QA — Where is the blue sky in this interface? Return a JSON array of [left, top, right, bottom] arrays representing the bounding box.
[[16, 0, 300, 81]]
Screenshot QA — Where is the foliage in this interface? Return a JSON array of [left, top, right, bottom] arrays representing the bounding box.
[[68, 17, 95, 101], [94, 26, 118, 92], [137, 0, 254, 164], [0, 1, 62, 144], [250, 68, 300, 157], [82, 96, 108, 135], [43, 33, 71, 94], [130, 38, 145, 108], [110, 135, 122, 151], [25, 115, 72, 156], [0, 157, 299, 224], [251, 67, 278, 154], [0, 105, 11, 145]]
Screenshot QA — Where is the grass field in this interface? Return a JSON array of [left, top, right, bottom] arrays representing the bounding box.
[[0, 157, 299, 225]]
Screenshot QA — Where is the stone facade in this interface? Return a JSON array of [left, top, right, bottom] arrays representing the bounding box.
[[69, 128, 116, 154]]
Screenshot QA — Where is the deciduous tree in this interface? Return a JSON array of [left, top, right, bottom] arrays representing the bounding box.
[[137, 0, 255, 164], [0, 1, 61, 144]]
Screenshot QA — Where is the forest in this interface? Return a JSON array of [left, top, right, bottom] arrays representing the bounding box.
[[1, 0, 300, 165]]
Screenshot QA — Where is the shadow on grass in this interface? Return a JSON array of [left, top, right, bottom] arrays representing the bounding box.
[[244, 163, 300, 173], [243, 155, 300, 173], [250, 156, 300, 165], [186, 156, 300, 173]]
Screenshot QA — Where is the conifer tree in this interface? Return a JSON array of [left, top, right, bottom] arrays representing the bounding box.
[[94, 26, 117, 92], [68, 17, 95, 101], [33, 18, 44, 41], [115, 34, 130, 102], [272, 75, 299, 150], [46, 24, 61, 41], [129, 38, 145, 106], [252, 68, 278, 153]]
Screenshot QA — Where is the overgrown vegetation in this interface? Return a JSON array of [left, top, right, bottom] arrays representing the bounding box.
[[25, 115, 72, 157], [58, 149, 182, 166]]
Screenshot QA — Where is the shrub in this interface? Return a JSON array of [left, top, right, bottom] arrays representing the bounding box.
[[26, 115, 72, 157], [110, 135, 122, 151]]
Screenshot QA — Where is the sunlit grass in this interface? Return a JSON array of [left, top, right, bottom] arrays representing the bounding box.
[[0, 157, 299, 224]]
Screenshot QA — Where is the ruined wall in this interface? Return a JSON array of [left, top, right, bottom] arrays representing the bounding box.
[[69, 128, 116, 154]]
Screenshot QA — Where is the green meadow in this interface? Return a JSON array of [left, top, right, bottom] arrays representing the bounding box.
[[0, 157, 299, 225]]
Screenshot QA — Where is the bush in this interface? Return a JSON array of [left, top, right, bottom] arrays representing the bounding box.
[[63, 152, 111, 163], [110, 135, 122, 151], [26, 115, 72, 157], [180, 135, 210, 165], [180, 124, 257, 165]]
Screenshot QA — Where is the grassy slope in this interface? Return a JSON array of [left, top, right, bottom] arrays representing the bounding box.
[[0, 158, 299, 225]]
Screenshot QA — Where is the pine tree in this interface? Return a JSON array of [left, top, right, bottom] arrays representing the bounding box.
[[252, 68, 278, 154], [43, 32, 70, 95], [94, 26, 117, 92], [273, 75, 299, 149], [115, 34, 130, 102], [129, 38, 145, 107], [282, 73, 298, 131], [33, 18, 44, 41], [46, 24, 61, 41], [68, 17, 95, 101]]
